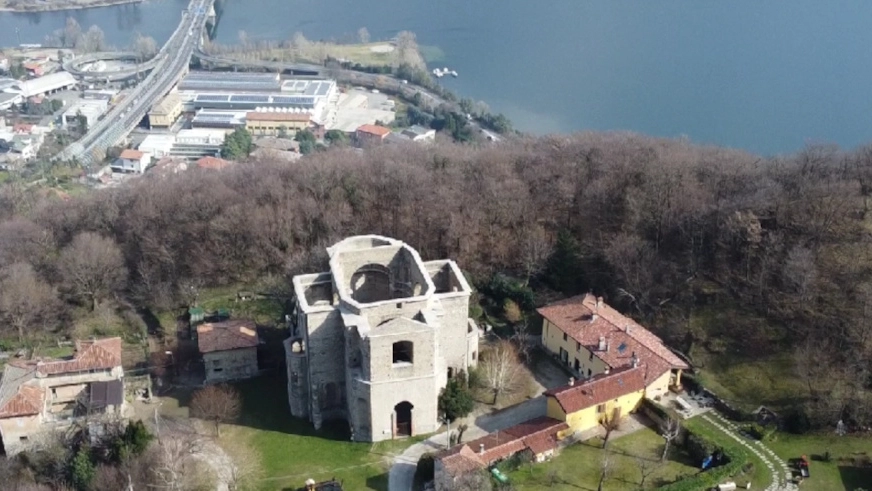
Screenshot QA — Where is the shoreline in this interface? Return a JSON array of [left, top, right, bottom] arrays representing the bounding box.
[[0, 0, 142, 13]]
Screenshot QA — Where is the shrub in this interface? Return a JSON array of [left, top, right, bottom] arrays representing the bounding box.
[[784, 407, 812, 434], [503, 299, 523, 323], [413, 453, 435, 488], [685, 432, 717, 463], [479, 274, 535, 311]]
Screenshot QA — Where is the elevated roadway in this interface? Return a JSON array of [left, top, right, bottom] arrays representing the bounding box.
[[56, 0, 214, 165], [63, 52, 159, 82]]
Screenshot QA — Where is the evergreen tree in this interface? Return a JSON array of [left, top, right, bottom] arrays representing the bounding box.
[[221, 127, 253, 160], [438, 371, 474, 425], [70, 447, 95, 491], [546, 230, 584, 294]]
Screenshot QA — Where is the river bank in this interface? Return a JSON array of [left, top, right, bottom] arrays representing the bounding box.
[[0, 0, 141, 13]]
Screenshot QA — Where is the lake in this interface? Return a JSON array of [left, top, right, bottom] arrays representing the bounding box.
[[1, 0, 871, 155]]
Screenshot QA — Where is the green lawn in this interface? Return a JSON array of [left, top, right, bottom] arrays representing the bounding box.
[[219, 374, 423, 491], [683, 416, 770, 488], [505, 426, 698, 490], [767, 432, 872, 491]]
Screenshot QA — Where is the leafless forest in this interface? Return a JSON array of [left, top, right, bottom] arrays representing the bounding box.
[[1, 133, 871, 427]]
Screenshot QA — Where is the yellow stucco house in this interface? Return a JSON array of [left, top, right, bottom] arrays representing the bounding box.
[[538, 294, 689, 400], [545, 365, 647, 437]]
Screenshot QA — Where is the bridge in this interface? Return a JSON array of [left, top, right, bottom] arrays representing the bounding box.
[[56, 0, 214, 165], [63, 51, 159, 82]]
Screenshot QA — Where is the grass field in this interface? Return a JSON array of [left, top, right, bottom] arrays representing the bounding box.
[[683, 416, 771, 488], [219, 374, 423, 491], [505, 426, 698, 490], [767, 432, 872, 491]]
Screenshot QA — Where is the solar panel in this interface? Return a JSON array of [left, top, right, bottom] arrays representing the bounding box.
[[230, 95, 270, 103], [271, 95, 315, 105], [196, 94, 231, 102], [315, 83, 331, 96]]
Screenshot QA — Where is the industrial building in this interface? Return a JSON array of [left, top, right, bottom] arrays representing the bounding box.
[[148, 93, 183, 128], [16, 72, 76, 98], [61, 99, 109, 130], [178, 71, 282, 92], [138, 129, 226, 161], [191, 110, 247, 130], [245, 110, 311, 136]]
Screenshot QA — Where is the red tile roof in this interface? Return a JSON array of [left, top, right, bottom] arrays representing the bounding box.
[[545, 365, 647, 414], [119, 149, 144, 160], [33, 338, 123, 376], [438, 417, 567, 476], [197, 320, 260, 353], [356, 124, 391, 138], [538, 294, 689, 376], [0, 337, 123, 419]]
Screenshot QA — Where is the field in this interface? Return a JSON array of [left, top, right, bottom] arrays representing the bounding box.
[[505, 425, 698, 490], [767, 433, 872, 491], [218, 374, 422, 491]]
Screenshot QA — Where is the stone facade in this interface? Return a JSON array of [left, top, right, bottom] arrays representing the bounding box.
[[203, 347, 258, 383], [285, 235, 479, 442]]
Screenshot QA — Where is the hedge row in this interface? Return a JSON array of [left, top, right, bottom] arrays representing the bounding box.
[[659, 425, 750, 491]]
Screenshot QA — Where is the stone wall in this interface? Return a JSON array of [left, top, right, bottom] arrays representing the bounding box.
[[204, 347, 257, 383]]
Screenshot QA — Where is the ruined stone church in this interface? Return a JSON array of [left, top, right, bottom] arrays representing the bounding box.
[[284, 236, 479, 441]]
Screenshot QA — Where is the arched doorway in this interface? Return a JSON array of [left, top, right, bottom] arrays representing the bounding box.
[[394, 401, 413, 437]]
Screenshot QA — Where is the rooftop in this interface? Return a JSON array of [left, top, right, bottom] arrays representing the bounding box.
[[438, 417, 567, 476], [0, 337, 123, 418], [246, 111, 311, 122], [196, 156, 232, 170], [197, 319, 260, 353], [545, 365, 648, 414], [356, 124, 391, 137], [537, 294, 689, 376], [119, 149, 144, 160]]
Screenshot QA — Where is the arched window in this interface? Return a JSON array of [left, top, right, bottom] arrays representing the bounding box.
[[392, 341, 413, 364]]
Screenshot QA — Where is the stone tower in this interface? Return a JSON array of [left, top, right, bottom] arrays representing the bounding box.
[[284, 235, 479, 441]]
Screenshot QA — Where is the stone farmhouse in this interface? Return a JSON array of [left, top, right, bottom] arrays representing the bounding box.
[[0, 338, 125, 455], [285, 235, 479, 442], [197, 319, 260, 384], [538, 294, 689, 399]]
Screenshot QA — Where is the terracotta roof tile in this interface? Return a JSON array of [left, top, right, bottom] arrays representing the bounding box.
[[197, 320, 260, 353], [356, 124, 391, 137], [538, 294, 689, 373], [545, 365, 647, 414], [34, 338, 123, 376], [196, 156, 231, 170], [119, 149, 144, 160], [245, 111, 311, 122], [438, 417, 567, 476]]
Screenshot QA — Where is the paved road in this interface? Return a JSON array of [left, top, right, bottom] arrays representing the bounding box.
[[56, 0, 214, 165], [388, 396, 546, 491]]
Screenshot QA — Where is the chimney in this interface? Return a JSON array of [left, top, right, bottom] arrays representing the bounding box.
[[631, 352, 639, 368], [604, 367, 610, 375], [479, 444, 485, 455], [596, 296, 603, 311], [590, 314, 599, 323], [569, 377, 575, 386], [598, 336, 606, 351], [626, 324, 632, 335], [605, 339, 611, 352]]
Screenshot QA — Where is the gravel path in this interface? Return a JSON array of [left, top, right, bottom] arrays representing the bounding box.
[[388, 396, 547, 491], [703, 412, 798, 491]]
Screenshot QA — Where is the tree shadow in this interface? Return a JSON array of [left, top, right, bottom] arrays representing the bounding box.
[[839, 465, 872, 489], [365, 473, 389, 490], [526, 347, 574, 391]]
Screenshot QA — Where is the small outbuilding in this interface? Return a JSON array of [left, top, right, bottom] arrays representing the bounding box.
[[197, 319, 260, 383]]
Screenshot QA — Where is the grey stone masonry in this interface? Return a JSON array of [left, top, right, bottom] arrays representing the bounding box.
[[286, 236, 480, 442]]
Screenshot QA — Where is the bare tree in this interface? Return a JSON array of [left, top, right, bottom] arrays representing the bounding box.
[[510, 320, 532, 363], [190, 385, 242, 436], [518, 224, 551, 286], [150, 432, 212, 491], [635, 454, 658, 489], [660, 416, 681, 461], [0, 263, 60, 341], [597, 450, 612, 491], [601, 411, 621, 448], [357, 27, 370, 44], [58, 232, 127, 311], [61, 18, 83, 48], [80, 25, 106, 53], [222, 439, 263, 491], [453, 469, 493, 491], [480, 340, 523, 405], [131, 32, 158, 62]]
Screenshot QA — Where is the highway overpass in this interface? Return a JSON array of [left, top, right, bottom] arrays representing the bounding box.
[[56, 0, 215, 166]]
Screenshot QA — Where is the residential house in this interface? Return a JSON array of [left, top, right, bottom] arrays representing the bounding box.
[[112, 149, 151, 174], [0, 338, 125, 455], [434, 417, 568, 490], [197, 320, 260, 383], [538, 294, 689, 398], [545, 365, 647, 438], [354, 124, 391, 146], [401, 125, 436, 142]]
